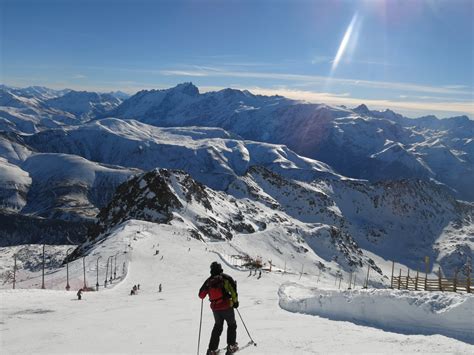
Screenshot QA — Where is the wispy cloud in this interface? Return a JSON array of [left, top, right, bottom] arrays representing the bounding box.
[[311, 55, 332, 64], [234, 86, 474, 117], [72, 74, 86, 79], [161, 66, 472, 96]]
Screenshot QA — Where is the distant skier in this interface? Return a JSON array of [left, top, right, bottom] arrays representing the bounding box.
[[133, 285, 138, 293], [130, 288, 135, 296], [258, 270, 262, 279], [160, 255, 164, 261], [77, 288, 83, 300], [137, 284, 140, 290], [199, 262, 239, 355], [158, 283, 162, 293]]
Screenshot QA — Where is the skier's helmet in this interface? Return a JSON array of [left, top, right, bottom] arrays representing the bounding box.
[[210, 261, 223, 276]]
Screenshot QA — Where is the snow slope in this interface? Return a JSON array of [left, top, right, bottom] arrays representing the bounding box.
[[0, 157, 31, 211], [1, 220, 472, 354], [19, 153, 138, 220]]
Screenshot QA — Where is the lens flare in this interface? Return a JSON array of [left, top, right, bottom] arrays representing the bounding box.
[[331, 12, 359, 72]]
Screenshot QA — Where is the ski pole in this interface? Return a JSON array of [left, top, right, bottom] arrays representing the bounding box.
[[236, 308, 257, 346], [197, 299, 203, 355]]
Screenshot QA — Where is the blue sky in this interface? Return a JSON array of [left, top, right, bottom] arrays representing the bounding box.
[[1, 0, 473, 117]]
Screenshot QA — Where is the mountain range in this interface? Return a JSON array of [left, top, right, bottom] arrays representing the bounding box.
[[0, 83, 472, 277]]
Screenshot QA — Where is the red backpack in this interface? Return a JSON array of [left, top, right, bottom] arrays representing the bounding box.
[[207, 275, 228, 305]]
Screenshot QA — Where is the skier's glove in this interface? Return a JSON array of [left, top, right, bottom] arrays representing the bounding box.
[[233, 301, 239, 308]]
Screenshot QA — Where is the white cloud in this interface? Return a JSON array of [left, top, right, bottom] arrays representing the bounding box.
[[160, 67, 472, 96], [199, 85, 473, 118], [244, 87, 474, 117]]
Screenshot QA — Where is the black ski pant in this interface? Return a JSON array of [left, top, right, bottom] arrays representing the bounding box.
[[209, 308, 237, 350]]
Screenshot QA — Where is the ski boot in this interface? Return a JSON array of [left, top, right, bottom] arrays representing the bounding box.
[[226, 343, 239, 354]]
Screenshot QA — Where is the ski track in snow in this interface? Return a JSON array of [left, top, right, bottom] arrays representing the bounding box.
[[1, 220, 473, 354]]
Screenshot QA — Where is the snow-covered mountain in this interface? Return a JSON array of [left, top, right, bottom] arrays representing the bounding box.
[[2, 83, 471, 201], [0, 85, 71, 101], [0, 133, 138, 221], [45, 90, 122, 119], [1, 83, 472, 281], [0, 118, 341, 243], [0, 86, 122, 133], [16, 118, 340, 190], [107, 90, 130, 100], [69, 166, 473, 278], [110, 83, 474, 201]]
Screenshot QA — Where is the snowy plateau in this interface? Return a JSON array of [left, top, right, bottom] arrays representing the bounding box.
[[0, 83, 473, 354]]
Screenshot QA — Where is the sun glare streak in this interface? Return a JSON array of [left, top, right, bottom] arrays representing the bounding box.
[[331, 12, 359, 73]]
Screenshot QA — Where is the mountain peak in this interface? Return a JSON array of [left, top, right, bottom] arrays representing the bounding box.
[[171, 82, 199, 96], [353, 104, 371, 115]]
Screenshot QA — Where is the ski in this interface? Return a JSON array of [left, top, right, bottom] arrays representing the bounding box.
[[215, 340, 256, 354]]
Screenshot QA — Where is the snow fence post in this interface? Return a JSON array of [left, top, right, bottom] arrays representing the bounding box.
[[105, 257, 109, 287], [398, 269, 401, 290], [390, 261, 395, 289], [96, 256, 102, 291], [65, 247, 73, 291], [453, 269, 457, 293], [406, 269, 410, 290], [364, 265, 370, 289], [438, 267, 442, 292], [114, 253, 118, 279], [348, 272, 352, 290], [415, 269, 419, 291], [82, 256, 87, 289], [424, 256, 429, 291], [467, 264, 471, 293], [12, 254, 17, 289], [41, 244, 45, 289]]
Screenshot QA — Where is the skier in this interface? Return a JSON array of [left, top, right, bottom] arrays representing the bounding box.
[[137, 284, 140, 290], [199, 262, 239, 355], [130, 288, 135, 295], [77, 288, 82, 300], [158, 283, 162, 293], [133, 285, 138, 293], [258, 270, 262, 279]]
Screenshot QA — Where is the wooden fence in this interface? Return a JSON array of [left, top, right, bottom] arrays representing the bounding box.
[[390, 264, 472, 293]]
